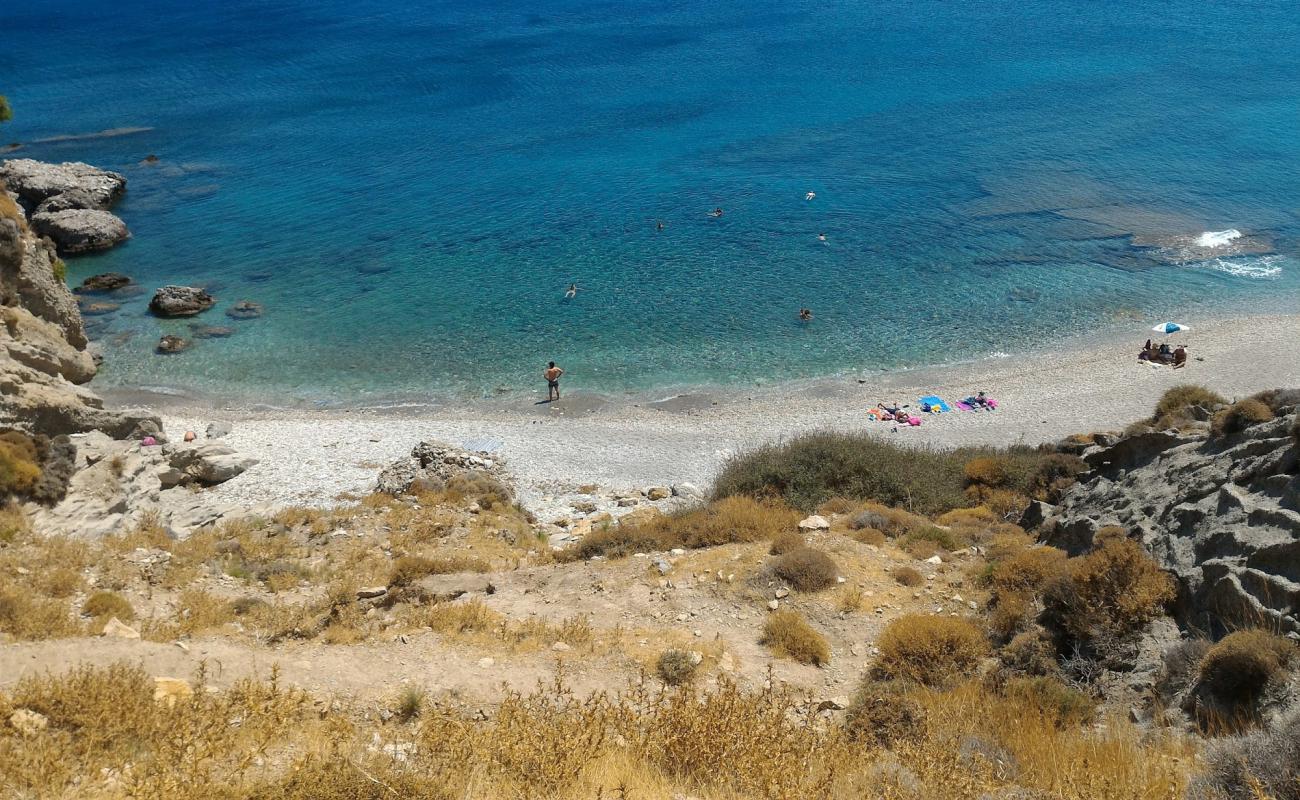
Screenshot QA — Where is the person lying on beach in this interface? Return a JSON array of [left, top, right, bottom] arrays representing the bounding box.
[[973, 391, 992, 409], [880, 401, 901, 416], [894, 409, 911, 423]]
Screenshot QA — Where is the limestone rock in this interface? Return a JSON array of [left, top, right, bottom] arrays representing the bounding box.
[[102, 616, 140, 639], [1, 306, 96, 383], [168, 443, 257, 484], [80, 301, 119, 316], [31, 209, 130, 253], [156, 335, 190, 354], [149, 285, 215, 317], [8, 709, 48, 737], [1043, 409, 1300, 636], [0, 159, 126, 209], [645, 486, 671, 500], [377, 440, 510, 497], [356, 586, 388, 600], [34, 188, 101, 214], [671, 482, 705, 500], [798, 514, 830, 531], [205, 421, 232, 439]]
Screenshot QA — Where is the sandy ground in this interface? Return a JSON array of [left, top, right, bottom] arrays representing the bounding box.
[[124, 313, 1300, 519]]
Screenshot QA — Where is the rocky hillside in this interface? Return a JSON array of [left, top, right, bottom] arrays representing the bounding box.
[[1, 165, 155, 438], [1040, 397, 1300, 637]]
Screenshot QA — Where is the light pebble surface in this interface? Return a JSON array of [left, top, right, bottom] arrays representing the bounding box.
[[151, 313, 1300, 518]]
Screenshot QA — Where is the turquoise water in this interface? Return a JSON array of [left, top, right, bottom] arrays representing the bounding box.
[[4, 0, 1298, 404]]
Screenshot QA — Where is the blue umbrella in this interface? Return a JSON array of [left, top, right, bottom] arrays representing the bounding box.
[[1151, 322, 1190, 334]]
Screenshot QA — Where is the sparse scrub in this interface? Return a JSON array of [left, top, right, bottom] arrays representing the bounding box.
[[444, 470, 513, 509], [80, 591, 134, 621], [0, 584, 83, 639], [760, 609, 830, 665], [1026, 453, 1089, 502], [768, 530, 804, 555], [771, 546, 838, 591], [1150, 385, 1226, 430], [562, 496, 798, 560], [1188, 709, 1300, 800], [850, 501, 930, 536], [894, 566, 924, 587], [1197, 629, 1296, 708], [1042, 537, 1174, 642], [395, 685, 425, 721], [1001, 676, 1095, 727], [1156, 638, 1212, 705], [873, 614, 987, 687], [999, 628, 1060, 677], [845, 678, 927, 746], [0, 430, 42, 498], [389, 553, 490, 586], [656, 648, 699, 685], [1210, 398, 1274, 438], [851, 526, 886, 546], [900, 525, 963, 557]]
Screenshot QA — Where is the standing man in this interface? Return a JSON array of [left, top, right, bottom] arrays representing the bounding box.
[[544, 361, 564, 401]]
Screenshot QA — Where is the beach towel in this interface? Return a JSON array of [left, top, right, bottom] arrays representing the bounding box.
[[919, 395, 952, 413], [955, 401, 974, 411], [866, 407, 887, 420], [908, 416, 922, 426]]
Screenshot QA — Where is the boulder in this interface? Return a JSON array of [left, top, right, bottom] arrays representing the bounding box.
[[226, 300, 263, 320], [168, 443, 257, 484], [376, 440, 510, 496], [101, 617, 140, 639], [645, 486, 671, 500], [8, 709, 48, 737], [671, 482, 705, 500], [156, 335, 191, 354], [0, 159, 126, 209], [798, 514, 830, 531], [206, 421, 232, 439], [149, 285, 215, 317], [30, 209, 130, 253], [76, 272, 132, 293]]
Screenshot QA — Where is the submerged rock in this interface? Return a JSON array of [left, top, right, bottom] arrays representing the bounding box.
[[149, 285, 215, 317], [189, 324, 235, 339], [156, 335, 190, 354], [30, 209, 130, 253], [225, 300, 263, 320], [76, 272, 132, 293], [79, 301, 119, 316]]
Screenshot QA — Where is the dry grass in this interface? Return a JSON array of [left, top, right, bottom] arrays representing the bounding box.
[[1197, 629, 1296, 707], [1150, 385, 1227, 430], [873, 614, 988, 687], [1210, 398, 1274, 438], [1043, 538, 1175, 642], [768, 530, 805, 555], [760, 609, 831, 666], [561, 496, 799, 560], [655, 649, 698, 686], [894, 566, 924, 587], [80, 591, 134, 621]]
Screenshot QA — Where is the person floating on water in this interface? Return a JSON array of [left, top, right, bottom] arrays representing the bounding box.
[[565, 284, 578, 298], [710, 207, 724, 218], [656, 220, 665, 231], [544, 361, 564, 401], [817, 233, 827, 242], [805, 191, 816, 201], [799, 308, 813, 321]]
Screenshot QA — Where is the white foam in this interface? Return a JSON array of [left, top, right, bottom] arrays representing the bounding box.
[[1195, 229, 1242, 248], [1208, 255, 1283, 279]]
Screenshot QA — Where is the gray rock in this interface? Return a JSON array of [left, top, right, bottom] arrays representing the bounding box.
[[149, 285, 215, 317], [76, 272, 132, 293], [225, 300, 263, 319], [1045, 411, 1300, 636], [30, 209, 130, 253], [206, 421, 232, 439], [376, 439, 511, 496], [156, 335, 190, 354], [0, 159, 126, 209], [167, 443, 257, 484], [671, 482, 705, 500], [34, 188, 101, 214]]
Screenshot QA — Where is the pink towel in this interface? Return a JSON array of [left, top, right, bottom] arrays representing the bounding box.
[[908, 416, 922, 426], [955, 401, 974, 411]]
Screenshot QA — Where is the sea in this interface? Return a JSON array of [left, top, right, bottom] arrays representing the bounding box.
[[3, 0, 1298, 406]]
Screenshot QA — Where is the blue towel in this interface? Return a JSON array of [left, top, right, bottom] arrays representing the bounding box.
[[919, 395, 952, 413]]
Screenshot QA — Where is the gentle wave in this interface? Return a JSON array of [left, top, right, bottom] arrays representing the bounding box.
[[1195, 229, 1242, 248], [1208, 254, 1284, 279]]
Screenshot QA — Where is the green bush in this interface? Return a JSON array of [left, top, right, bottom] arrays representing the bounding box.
[[771, 547, 838, 592], [713, 431, 1059, 516], [873, 614, 987, 688], [655, 649, 698, 686], [1210, 399, 1274, 438]]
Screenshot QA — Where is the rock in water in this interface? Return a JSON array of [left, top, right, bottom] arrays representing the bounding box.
[[30, 209, 130, 253], [225, 300, 263, 319], [149, 285, 215, 317], [80, 302, 120, 316], [0, 159, 126, 208], [156, 335, 190, 354], [189, 324, 235, 339], [76, 272, 132, 293]]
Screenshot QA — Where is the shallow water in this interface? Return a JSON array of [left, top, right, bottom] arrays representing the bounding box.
[[4, 0, 1299, 404]]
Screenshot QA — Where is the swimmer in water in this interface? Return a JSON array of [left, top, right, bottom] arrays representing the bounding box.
[[805, 191, 816, 201], [656, 220, 665, 231], [565, 284, 578, 299], [799, 308, 813, 321], [710, 207, 724, 218], [817, 233, 827, 242]]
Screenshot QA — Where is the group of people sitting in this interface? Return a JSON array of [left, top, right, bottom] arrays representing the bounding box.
[[868, 391, 996, 427], [1138, 339, 1187, 368]]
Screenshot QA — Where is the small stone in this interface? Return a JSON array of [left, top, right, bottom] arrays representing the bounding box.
[[816, 697, 850, 712], [156, 335, 191, 354], [356, 586, 388, 600], [836, 576, 847, 584], [174, 640, 190, 652], [477, 657, 495, 668], [670, 548, 686, 556], [767, 599, 780, 610], [655, 560, 672, 575], [688, 651, 704, 665], [551, 642, 572, 652], [616, 498, 638, 507], [925, 555, 943, 565], [8, 709, 48, 737], [774, 588, 790, 599], [798, 515, 830, 531], [101, 617, 140, 639], [226, 300, 264, 319], [646, 486, 671, 501]]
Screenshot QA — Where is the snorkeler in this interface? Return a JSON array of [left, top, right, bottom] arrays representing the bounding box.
[[710, 207, 724, 218], [565, 284, 578, 298], [805, 191, 816, 201]]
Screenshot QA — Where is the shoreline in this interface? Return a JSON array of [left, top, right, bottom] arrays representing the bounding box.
[[123, 312, 1300, 522]]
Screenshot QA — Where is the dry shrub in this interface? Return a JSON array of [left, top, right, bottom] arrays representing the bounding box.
[[1152, 384, 1226, 430], [963, 457, 1008, 488], [1210, 398, 1274, 438], [38, 566, 84, 598], [816, 496, 858, 516], [558, 523, 661, 561], [1156, 638, 1212, 705], [935, 505, 999, 529], [0, 430, 42, 497], [1189, 708, 1300, 800], [760, 609, 830, 665], [390, 553, 490, 586], [988, 590, 1034, 642], [169, 589, 236, 636], [768, 530, 805, 555], [851, 526, 886, 546], [1000, 629, 1060, 677], [845, 678, 927, 746], [894, 566, 924, 587], [80, 591, 134, 621], [900, 526, 963, 557], [984, 530, 1036, 562], [990, 546, 1069, 595], [1248, 388, 1300, 413], [0, 584, 83, 640], [656, 648, 698, 686], [838, 585, 866, 613], [444, 470, 513, 509], [1026, 453, 1088, 502], [771, 547, 838, 591], [1043, 538, 1174, 641], [1198, 629, 1296, 707], [424, 599, 502, 634], [873, 614, 987, 687], [851, 501, 930, 536], [565, 496, 798, 561]]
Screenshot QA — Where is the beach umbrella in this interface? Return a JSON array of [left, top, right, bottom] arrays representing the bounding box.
[[1151, 322, 1190, 334]]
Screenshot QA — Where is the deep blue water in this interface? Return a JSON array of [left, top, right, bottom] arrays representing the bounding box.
[[3, 0, 1298, 404]]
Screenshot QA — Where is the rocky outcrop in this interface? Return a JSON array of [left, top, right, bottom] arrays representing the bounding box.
[[30, 208, 130, 253], [377, 440, 510, 496], [27, 432, 259, 537], [149, 285, 215, 317], [0, 159, 125, 209], [1041, 407, 1300, 636], [0, 201, 156, 438], [34, 188, 101, 214], [76, 272, 132, 293]]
